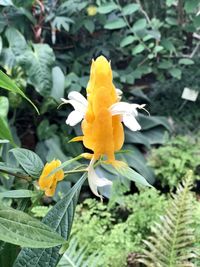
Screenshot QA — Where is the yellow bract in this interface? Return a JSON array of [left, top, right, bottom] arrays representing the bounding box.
[[38, 159, 64, 197], [86, 5, 97, 16], [81, 56, 124, 162]]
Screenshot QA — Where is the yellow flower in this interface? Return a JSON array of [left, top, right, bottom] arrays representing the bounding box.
[[87, 5, 97, 16], [61, 56, 147, 198], [38, 159, 64, 197]]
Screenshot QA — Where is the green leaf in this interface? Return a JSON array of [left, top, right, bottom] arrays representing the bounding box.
[[178, 58, 194, 65], [0, 117, 15, 146], [120, 35, 136, 48], [142, 126, 169, 145], [20, 44, 55, 96], [84, 19, 95, 33], [0, 207, 65, 248], [115, 165, 152, 187], [0, 96, 9, 118], [0, 70, 39, 114], [10, 148, 44, 179], [184, 0, 199, 13], [165, 17, 177, 25], [169, 68, 182, 79], [122, 3, 139, 15], [161, 39, 176, 52], [132, 18, 147, 32], [158, 60, 173, 69], [0, 0, 13, 7], [132, 44, 145, 55], [0, 139, 9, 144], [0, 190, 37, 199], [104, 18, 126, 30], [97, 3, 118, 14], [14, 174, 86, 267], [125, 130, 150, 148], [138, 115, 171, 131], [51, 66, 65, 101]]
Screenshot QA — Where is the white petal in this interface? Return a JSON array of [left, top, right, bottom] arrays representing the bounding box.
[[61, 98, 87, 114], [68, 91, 88, 106], [110, 102, 139, 117], [66, 110, 84, 126], [88, 159, 112, 199], [115, 88, 123, 96], [123, 114, 141, 131]]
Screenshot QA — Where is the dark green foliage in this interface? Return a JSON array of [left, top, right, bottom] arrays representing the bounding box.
[[72, 188, 167, 267], [149, 61, 200, 134], [149, 135, 200, 190], [138, 172, 197, 267]]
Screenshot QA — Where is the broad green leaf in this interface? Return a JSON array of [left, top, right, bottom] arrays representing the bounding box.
[[166, 0, 176, 6], [14, 174, 87, 267], [104, 18, 126, 30], [178, 58, 194, 65], [20, 44, 55, 96], [97, 3, 118, 14], [0, 207, 65, 248], [0, 190, 37, 199], [120, 35, 136, 48], [0, 117, 15, 146], [158, 60, 173, 69], [125, 130, 150, 148], [51, 66, 65, 101], [0, 96, 9, 118], [184, 0, 199, 13], [0, 162, 24, 174], [10, 148, 44, 179], [165, 17, 177, 25], [161, 39, 176, 52], [138, 115, 171, 131], [122, 3, 139, 15], [84, 19, 95, 33], [142, 126, 169, 145], [169, 68, 182, 79], [0, 70, 39, 114], [115, 164, 152, 187], [132, 18, 147, 32], [5, 28, 27, 56], [132, 44, 145, 55]]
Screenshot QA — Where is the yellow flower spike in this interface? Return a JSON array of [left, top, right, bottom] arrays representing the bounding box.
[[61, 55, 147, 199], [38, 159, 64, 197]]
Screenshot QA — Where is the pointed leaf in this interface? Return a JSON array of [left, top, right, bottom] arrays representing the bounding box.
[[14, 174, 86, 267]]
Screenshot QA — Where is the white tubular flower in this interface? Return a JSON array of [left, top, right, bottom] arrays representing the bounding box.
[[61, 91, 88, 126], [87, 158, 112, 200], [109, 102, 147, 131]]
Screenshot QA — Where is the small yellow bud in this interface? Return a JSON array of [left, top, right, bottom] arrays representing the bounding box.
[[81, 153, 93, 160], [87, 5, 97, 16], [38, 159, 64, 197]]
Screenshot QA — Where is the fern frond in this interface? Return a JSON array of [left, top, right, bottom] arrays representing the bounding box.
[[138, 171, 197, 267], [57, 237, 100, 267]]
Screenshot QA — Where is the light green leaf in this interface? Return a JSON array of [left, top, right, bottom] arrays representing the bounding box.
[[122, 3, 140, 15], [178, 58, 194, 65], [184, 0, 199, 13], [0, 0, 13, 6], [19, 44, 55, 96], [158, 60, 173, 69], [0, 96, 9, 118], [169, 68, 182, 79], [132, 18, 147, 32], [120, 35, 136, 48], [0, 118, 15, 147], [104, 18, 126, 30], [10, 148, 44, 179], [14, 174, 86, 267], [0, 190, 37, 199], [161, 39, 176, 52], [0, 70, 39, 114], [115, 164, 152, 187], [0, 139, 9, 144], [84, 19, 95, 33], [132, 44, 145, 55], [166, 17, 177, 25], [97, 3, 118, 14], [0, 207, 65, 248], [51, 66, 65, 101]]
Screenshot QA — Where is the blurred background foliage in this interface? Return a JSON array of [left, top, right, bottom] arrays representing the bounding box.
[[0, 0, 200, 266]]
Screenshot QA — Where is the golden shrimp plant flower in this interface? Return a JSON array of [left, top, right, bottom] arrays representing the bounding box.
[[39, 159, 64, 196], [61, 56, 146, 198]]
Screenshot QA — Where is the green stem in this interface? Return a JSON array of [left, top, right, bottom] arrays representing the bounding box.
[[0, 169, 31, 181]]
